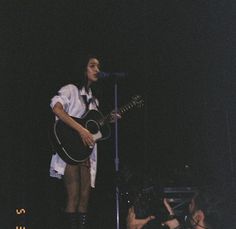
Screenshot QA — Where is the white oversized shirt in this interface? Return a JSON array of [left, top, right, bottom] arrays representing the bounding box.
[[49, 84, 99, 187]]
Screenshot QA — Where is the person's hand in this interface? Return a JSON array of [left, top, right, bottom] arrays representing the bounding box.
[[109, 110, 121, 123], [162, 198, 180, 229], [78, 127, 95, 147], [127, 207, 155, 229]]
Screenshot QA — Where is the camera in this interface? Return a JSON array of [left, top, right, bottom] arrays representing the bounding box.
[[132, 184, 169, 221], [118, 166, 196, 228], [131, 183, 196, 225]]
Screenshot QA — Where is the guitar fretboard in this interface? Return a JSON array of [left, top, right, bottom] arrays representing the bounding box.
[[98, 98, 142, 126]]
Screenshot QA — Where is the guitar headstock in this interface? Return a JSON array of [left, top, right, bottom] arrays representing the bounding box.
[[131, 95, 144, 108]]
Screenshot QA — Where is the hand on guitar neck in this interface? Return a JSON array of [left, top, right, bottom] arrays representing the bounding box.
[[108, 111, 122, 123]]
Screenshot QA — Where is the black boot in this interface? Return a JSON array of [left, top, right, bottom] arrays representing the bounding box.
[[63, 212, 79, 229], [78, 212, 89, 229]]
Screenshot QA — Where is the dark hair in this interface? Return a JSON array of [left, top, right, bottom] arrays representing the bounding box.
[[193, 184, 235, 229], [72, 54, 102, 98]]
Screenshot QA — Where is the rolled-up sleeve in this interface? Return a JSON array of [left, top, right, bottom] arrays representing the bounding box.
[[50, 85, 72, 112]]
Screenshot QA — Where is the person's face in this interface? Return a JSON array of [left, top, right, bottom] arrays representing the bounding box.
[[86, 58, 100, 84]]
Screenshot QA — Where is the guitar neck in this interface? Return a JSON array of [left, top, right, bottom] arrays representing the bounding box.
[[118, 101, 136, 115], [100, 96, 143, 125], [104, 101, 136, 122]]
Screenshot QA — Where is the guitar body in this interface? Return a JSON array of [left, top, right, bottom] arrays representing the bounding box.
[[51, 110, 111, 164], [50, 95, 144, 165]]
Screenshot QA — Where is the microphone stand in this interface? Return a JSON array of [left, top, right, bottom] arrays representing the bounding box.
[[114, 81, 120, 229]]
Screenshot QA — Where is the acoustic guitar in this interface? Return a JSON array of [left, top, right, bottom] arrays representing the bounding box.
[[50, 95, 144, 164]]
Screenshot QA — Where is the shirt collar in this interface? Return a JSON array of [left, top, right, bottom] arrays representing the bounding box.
[[80, 87, 92, 99]]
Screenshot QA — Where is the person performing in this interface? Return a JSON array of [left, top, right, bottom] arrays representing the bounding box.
[[49, 55, 119, 229]]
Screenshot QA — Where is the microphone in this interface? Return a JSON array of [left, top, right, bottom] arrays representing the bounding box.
[[97, 71, 127, 79]]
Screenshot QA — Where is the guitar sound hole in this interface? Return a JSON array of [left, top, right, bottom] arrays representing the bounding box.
[[86, 120, 99, 134]]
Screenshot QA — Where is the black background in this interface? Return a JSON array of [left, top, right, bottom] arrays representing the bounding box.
[[1, 1, 236, 228]]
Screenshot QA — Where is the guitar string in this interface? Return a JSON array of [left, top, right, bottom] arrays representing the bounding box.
[[97, 101, 136, 126]]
